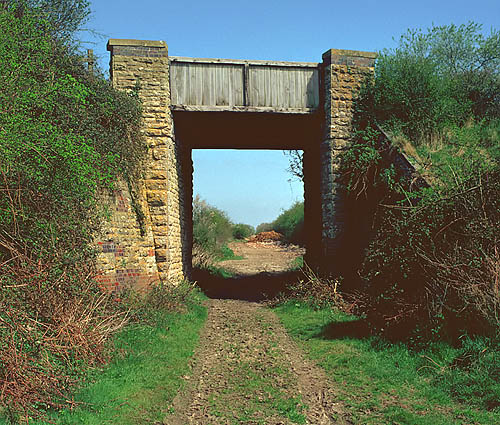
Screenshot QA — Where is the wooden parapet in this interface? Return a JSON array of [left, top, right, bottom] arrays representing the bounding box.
[[169, 57, 320, 113]]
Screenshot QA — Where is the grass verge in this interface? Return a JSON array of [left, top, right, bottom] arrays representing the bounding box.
[[274, 301, 500, 425], [0, 285, 207, 425], [288, 256, 304, 271], [216, 243, 244, 262]]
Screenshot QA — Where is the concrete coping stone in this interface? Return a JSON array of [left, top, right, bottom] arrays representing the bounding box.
[[322, 48, 378, 60], [107, 39, 167, 50], [322, 48, 377, 67]]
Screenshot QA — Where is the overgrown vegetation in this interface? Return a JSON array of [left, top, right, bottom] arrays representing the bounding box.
[[0, 283, 207, 425], [192, 195, 252, 270], [0, 1, 147, 421], [232, 222, 255, 240], [271, 22, 500, 420], [256, 201, 304, 246], [341, 22, 499, 343], [275, 302, 500, 424]]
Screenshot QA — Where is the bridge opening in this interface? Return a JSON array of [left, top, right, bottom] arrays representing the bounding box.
[[173, 110, 322, 300], [190, 148, 305, 300], [104, 39, 378, 288]]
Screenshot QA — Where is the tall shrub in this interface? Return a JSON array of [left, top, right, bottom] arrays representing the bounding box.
[[271, 202, 304, 246], [192, 196, 233, 258], [342, 22, 499, 341], [363, 23, 499, 142]]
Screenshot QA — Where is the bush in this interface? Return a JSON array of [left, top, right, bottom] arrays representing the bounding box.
[[232, 223, 254, 240], [341, 22, 500, 342], [269, 265, 349, 312], [351, 163, 499, 342], [269, 202, 304, 246], [0, 2, 144, 420], [362, 23, 499, 143], [256, 222, 273, 233], [192, 196, 233, 255]]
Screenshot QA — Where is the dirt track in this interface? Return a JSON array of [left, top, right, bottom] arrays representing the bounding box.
[[167, 299, 349, 425], [217, 241, 305, 276], [167, 241, 348, 424]]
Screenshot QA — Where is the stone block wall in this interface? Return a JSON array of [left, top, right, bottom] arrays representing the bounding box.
[[320, 49, 376, 273], [95, 39, 188, 288]]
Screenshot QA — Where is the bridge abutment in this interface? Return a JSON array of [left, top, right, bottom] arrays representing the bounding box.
[[96, 40, 188, 290], [319, 49, 376, 275]]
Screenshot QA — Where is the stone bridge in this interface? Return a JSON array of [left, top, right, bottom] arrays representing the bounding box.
[[96, 39, 377, 290]]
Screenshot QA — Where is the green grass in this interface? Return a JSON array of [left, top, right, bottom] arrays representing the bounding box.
[[2, 291, 208, 425], [289, 255, 304, 271], [273, 301, 500, 425], [204, 264, 236, 278], [207, 360, 306, 425], [216, 243, 243, 261]]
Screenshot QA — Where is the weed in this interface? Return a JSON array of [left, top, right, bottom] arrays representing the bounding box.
[[289, 255, 304, 271], [18, 284, 208, 425], [270, 264, 349, 312]]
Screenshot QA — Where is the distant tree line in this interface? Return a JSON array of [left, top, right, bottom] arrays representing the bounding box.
[[256, 201, 304, 246]]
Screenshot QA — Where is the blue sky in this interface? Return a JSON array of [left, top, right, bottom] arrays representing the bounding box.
[[85, 0, 498, 227]]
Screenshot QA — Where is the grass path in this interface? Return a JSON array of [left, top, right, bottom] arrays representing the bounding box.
[[167, 299, 349, 425]]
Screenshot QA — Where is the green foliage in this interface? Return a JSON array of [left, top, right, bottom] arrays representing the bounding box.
[[217, 244, 243, 261], [271, 265, 344, 310], [232, 223, 255, 240], [192, 196, 251, 270], [341, 22, 500, 343], [0, 2, 144, 420], [434, 336, 500, 411], [289, 256, 304, 271], [363, 22, 499, 142], [11, 0, 91, 46], [192, 196, 234, 256], [359, 170, 500, 341], [256, 222, 273, 233], [0, 3, 143, 264], [341, 126, 384, 195], [25, 283, 207, 425], [269, 202, 304, 246]]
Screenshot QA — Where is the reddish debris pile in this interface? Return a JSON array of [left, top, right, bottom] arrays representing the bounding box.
[[248, 231, 284, 243]]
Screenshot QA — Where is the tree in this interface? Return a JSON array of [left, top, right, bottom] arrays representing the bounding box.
[[6, 0, 90, 44], [270, 202, 304, 246], [283, 150, 303, 181], [369, 22, 500, 141], [0, 3, 144, 417], [192, 195, 233, 252], [232, 223, 255, 240]]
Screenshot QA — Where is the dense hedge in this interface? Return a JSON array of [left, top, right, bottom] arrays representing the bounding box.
[[270, 202, 304, 246], [192, 196, 254, 267], [0, 1, 145, 420], [342, 22, 500, 341]]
